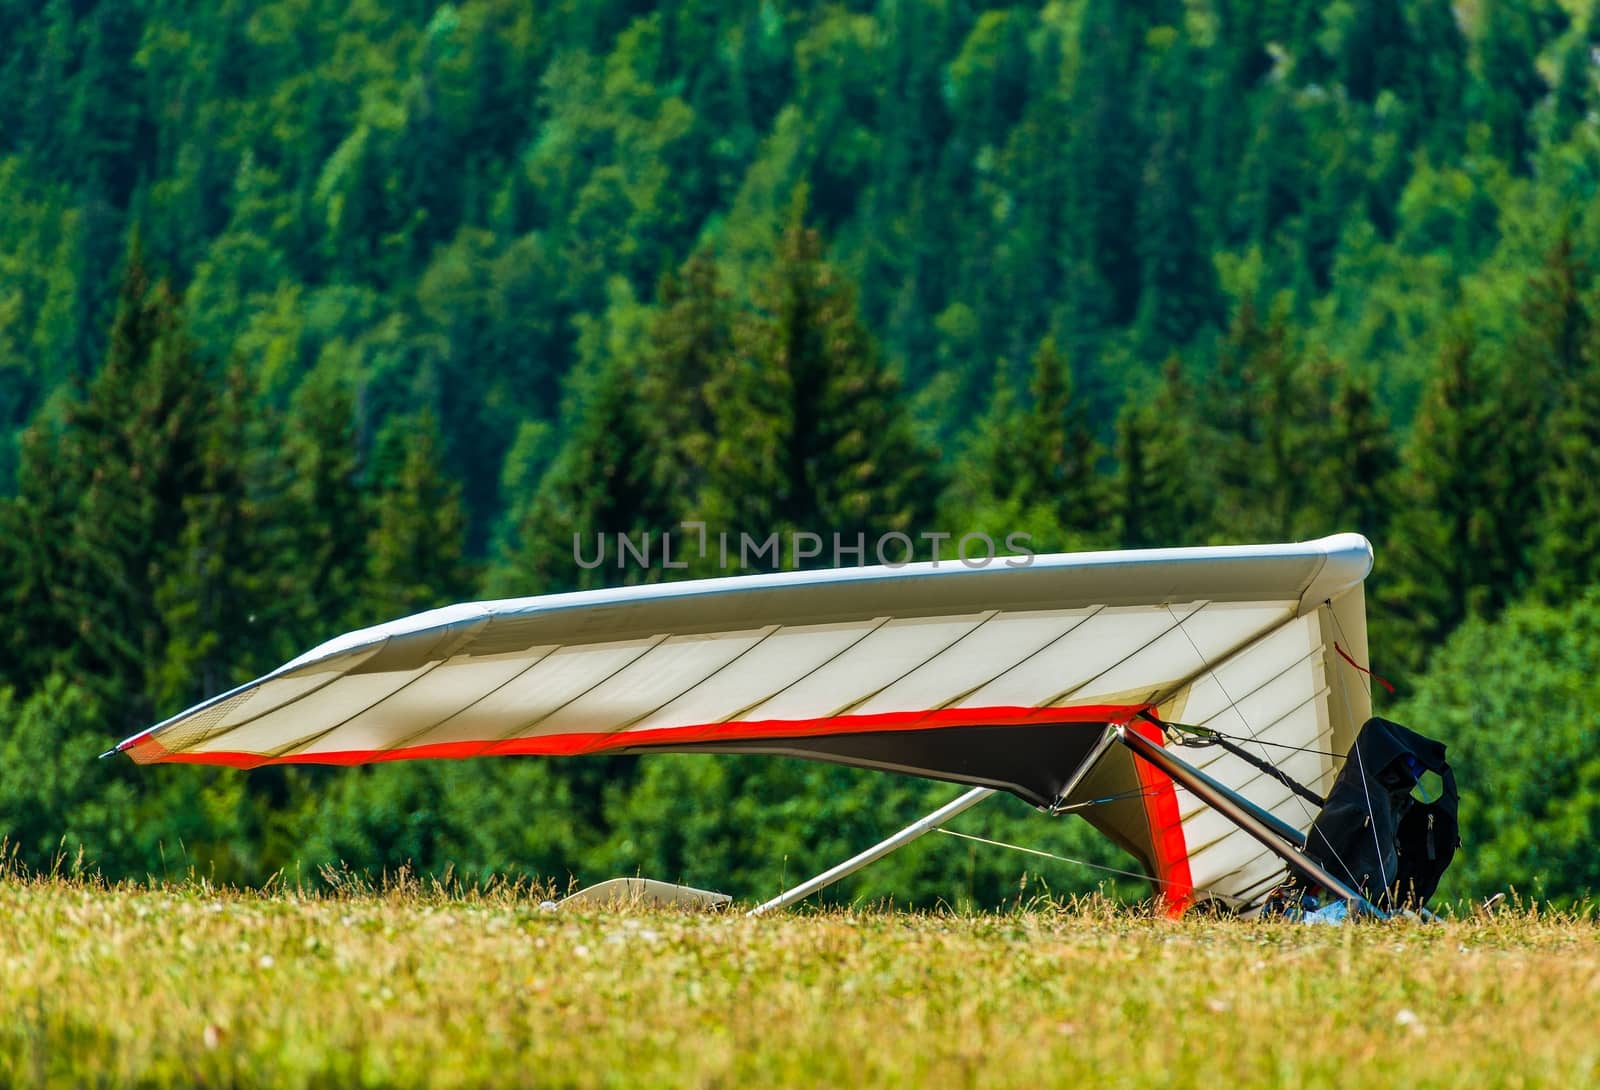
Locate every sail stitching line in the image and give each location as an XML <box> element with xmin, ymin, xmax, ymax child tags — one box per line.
<box><xmin>830</xmin><ymin>610</ymin><xmax>1002</xmax><ymax>718</ymax></box>
<box><xmin>1161</xmin><ymin>604</ymin><xmax>1321</xmax><ymax>828</ymax></box>
<box><xmin>1037</xmin><ymin>601</ymin><xmax>1209</xmax><ymax>708</ymax></box>
<box><xmin>1160</xmin><ymin>604</ymin><xmax>1369</xmax><ymax>899</ymax></box>
<box><xmin>721</xmin><ymin>616</ymin><xmax>894</xmax><ymax>723</ymax></box>
<box><xmin>608</xmin><ymin>625</ymin><xmax>784</xmax><ymax>733</ymax></box>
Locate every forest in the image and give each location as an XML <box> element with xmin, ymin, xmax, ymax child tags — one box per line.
<box><xmin>1</xmin><ymin>0</ymin><xmax>1598</xmax><ymax>906</ymax></box>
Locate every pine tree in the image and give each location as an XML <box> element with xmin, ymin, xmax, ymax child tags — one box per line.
<box><xmin>151</xmin><ymin>363</ymin><xmax>282</xmax><ymax>711</ymax></box>
<box><xmin>1532</xmin><ymin>274</ymin><xmax>1600</xmax><ymax>600</ymax></box>
<box><xmin>364</xmin><ymin>410</ymin><xmax>474</xmax><ymax>620</ymax></box>
<box><xmin>19</xmin><ymin>0</ymin><xmax>73</xmax><ymax>169</ymax></box>
<box><xmin>0</xmin><ymin>423</ymin><xmax>75</xmax><ymax>692</ymax></box>
<box><xmin>1408</xmin><ymin>0</ymin><xmax>1469</xmax><ymax>154</ymax></box>
<box><xmin>67</xmin><ymin>0</ymin><xmax>153</xmax><ymax>208</ymax></box>
<box><xmin>1516</xmin><ymin>231</ymin><xmax>1591</xmax><ymax>397</ymax></box>
<box><xmin>1</xmin><ymin>240</ymin><xmax>233</xmax><ymax>725</ymax></box>
<box><xmin>705</xmin><ymin>199</ymin><xmax>937</xmax><ymax>563</ymax></box>
<box><xmin>1015</xmin><ymin>338</ymin><xmax>1106</xmax><ymax>534</ymax></box>
<box><xmin>1380</xmin><ymin>329</ymin><xmax>1536</xmax><ymax>674</ymax></box>
<box><xmin>1316</xmin><ymin>365</ymin><xmax>1399</xmax><ymax>542</ymax></box>
<box><xmin>1114</xmin><ymin>358</ymin><xmax>1212</xmax><ymax>548</ymax></box>
<box><xmin>1487</xmin><ymin>232</ymin><xmax>1593</xmax><ymax>595</ymax></box>
<box><xmin>1065</xmin><ymin>0</ymin><xmax>1144</xmax><ymax>327</ymax></box>
<box><xmin>278</xmin><ymin>370</ymin><xmax>372</xmax><ymax>641</ymax></box>
<box><xmin>1198</xmin><ymin>307</ymin><xmax>1394</xmax><ymax>546</ymax></box>
<box><xmin>1552</xmin><ymin>30</ymin><xmax>1597</xmax><ymax>141</ymax></box>
<box><xmin>1231</xmin><ymin>88</ymin><xmax>1309</xmax><ymax>247</ymax></box>
<box><xmin>1477</xmin><ymin>0</ymin><xmax>1559</xmax><ymax>172</ymax></box>
<box><xmin>1338</xmin><ymin>0</ymin><xmax>1414</xmax><ymax>105</ymax></box>
<box><xmin>944</xmin><ymin>360</ymin><xmax>1022</xmax><ymax>520</ymax></box>
<box><xmin>500</xmin><ymin>355</ymin><xmax>667</xmax><ymax>593</ymax></box>
<box><xmin>637</xmin><ymin>251</ymin><xmax>733</xmax><ymax>511</ymax></box>
<box><xmin>948</xmin><ymin>339</ymin><xmax>1108</xmax><ymax>550</ymax></box>
<box><xmin>1135</xmin><ymin>91</ymin><xmax>1221</xmax><ymax>353</ymax></box>
<box><xmin>1202</xmin><ymin>302</ymin><xmax>1308</xmax><ymax>540</ymax></box>
<box><xmin>1533</xmin><ymin>358</ymin><xmax>1600</xmax><ymax>601</ymax></box>
<box><xmin>940</xmin><ymin>10</ymin><xmax>1064</xmax><ymax>369</ymax></box>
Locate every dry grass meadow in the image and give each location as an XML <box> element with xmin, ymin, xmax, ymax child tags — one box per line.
<box><xmin>1</xmin><ymin>870</ymin><xmax>1596</xmax><ymax>1089</ymax></box>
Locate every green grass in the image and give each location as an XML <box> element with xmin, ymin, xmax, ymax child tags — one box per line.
<box><xmin>1</xmin><ymin>872</ymin><xmax>1596</xmax><ymax>1089</ymax></box>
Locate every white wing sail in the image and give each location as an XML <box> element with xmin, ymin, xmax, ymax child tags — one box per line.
<box><xmin>117</xmin><ymin>534</ymin><xmax>1376</xmax><ymax>908</ymax></box>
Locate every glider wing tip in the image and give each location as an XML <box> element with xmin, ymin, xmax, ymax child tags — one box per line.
<box><xmin>101</xmin><ymin>734</ymin><xmax>144</xmax><ymax>761</ymax></box>
<box><xmin>556</xmin><ymin>877</ymin><xmax>733</xmax><ymax>911</ymax></box>
<box><xmin>1296</xmin><ymin>531</ymin><xmax>1374</xmax><ymax>613</ymax></box>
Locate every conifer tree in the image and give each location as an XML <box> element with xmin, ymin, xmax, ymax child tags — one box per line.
<box><xmin>1135</xmin><ymin>99</ymin><xmax>1220</xmax><ymax>354</ymax></box>
<box><xmin>68</xmin><ymin>0</ymin><xmax>153</xmax><ymax>209</ymax></box>
<box><xmin>151</xmin><ymin>363</ymin><xmax>282</xmax><ymax>710</ymax></box>
<box><xmin>1532</xmin><ymin>286</ymin><xmax>1600</xmax><ymax>600</ymax></box>
<box><xmin>1114</xmin><ymin>359</ymin><xmax>1212</xmax><ymax>548</ymax></box>
<box><xmin>947</xmin><ymin>339</ymin><xmax>1111</xmax><ymax>551</ymax></box>
<box><xmin>1516</xmin><ymin>231</ymin><xmax>1591</xmax><ymax>398</ymax></box>
<box><xmin>4</xmin><ymin>242</ymin><xmax>215</xmax><ymax>723</ymax></box>
<box><xmin>1202</xmin><ymin>302</ymin><xmax>1307</xmax><ymax>540</ymax></box>
<box><xmin>1407</xmin><ymin>0</ymin><xmax>1468</xmax><ymax>152</ymax></box>
<box><xmin>1065</xmin><ymin>0</ymin><xmax>1144</xmax><ymax>326</ymax></box>
<box><xmin>1380</xmin><ymin>330</ymin><xmax>1535</xmax><ymax>674</ymax></box>
<box><xmin>944</xmin><ymin>360</ymin><xmax>1022</xmax><ymax>520</ymax></box>
<box><xmin>1014</xmin><ymin>338</ymin><xmax>1106</xmax><ymax>535</ymax></box>
<box><xmin>1316</xmin><ymin>366</ymin><xmax>1399</xmax><ymax>542</ymax></box>
<box><xmin>637</xmin><ymin>251</ymin><xmax>732</xmax><ymax>512</ymax></box>
<box><xmin>1533</xmin><ymin>359</ymin><xmax>1600</xmax><ymax>602</ymax></box>
<box><xmin>963</xmin><ymin>14</ymin><xmax>1072</xmax><ymax>367</ymax></box>
<box><xmin>278</xmin><ymin>370</ymin><xmax>372</xmax><ymax>641</ymax></box>
<box><xmin>1201</xmin><ymin>308</ymin><xmax>1392</xmax><ymax>546</ymax></box>
<box><xmin>1480</xmin><ymin>233</ymin><xmax>1591</xmax><ymax>596</ymax></box>
<box><xmin>500</xmin><ymin>356</ymin><xmax>667</xmax><ymax>593</ymax></box>
<box><xmin>1337</xmin><ymin>0</ymin><xmax>1414</xmax><ymax>106</ymax></box>
<box><xmin>364</xmin><ymin>410</ymin><xmax>474</xmax><ymax>620</ymax></box>
<box><xmin>1477</xmin><ymin>0</ymin><xmax>1559</xmax><ymax>172</ymax></box>
<box><xmin>1552</xmin><ymin>31</ymin><xmax>1598</xmax><ymax>140</ymax></box>
<box><xmin>705</xmin><ymin>198</ymin><xmax>936</xmax><ymax>562</ymax></box>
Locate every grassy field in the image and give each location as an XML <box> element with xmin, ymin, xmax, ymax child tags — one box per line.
<box><xmin>2</xmin><ymin>873</ymin><xmax>1596</xmax><ymax>1090</ymax></box>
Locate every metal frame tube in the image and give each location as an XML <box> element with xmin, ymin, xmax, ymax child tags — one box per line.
<box><xmin>747</xmin><ymin>786</ymin><xmax>997</xmax><ymax>916</ymax></box>
<box><xmin>1115</xmin><ymin>725</ymin><xmax>1385</xmax><ymax>918</ymax></box>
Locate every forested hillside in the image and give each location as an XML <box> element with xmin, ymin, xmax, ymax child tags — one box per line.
<box><xmin>2</xmin><ymin>0</ymin><xmax>1598</xmax><ymax>905</ymax></box>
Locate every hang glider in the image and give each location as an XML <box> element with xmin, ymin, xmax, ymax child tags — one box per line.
<box><xmin>115</xmin><ymin>533</ymin><xmax>1390</xmax><ymax>911</ymax></box>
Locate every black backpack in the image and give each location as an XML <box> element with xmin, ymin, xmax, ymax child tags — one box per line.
<box><xmin>1301</xmin><ymin>716</ymin><xmax>1460</xmax><ymax>909</ymax></box>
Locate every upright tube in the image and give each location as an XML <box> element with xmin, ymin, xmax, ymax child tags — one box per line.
<box><xmin>1116</xmin><ymin>725</ymin><xmax>1385</xmax><ymax>918</ymax></box>
<box><xmin>747</xmin><ymin>786</ymin><xmax>997</xmax><ymax>916</ymax></box>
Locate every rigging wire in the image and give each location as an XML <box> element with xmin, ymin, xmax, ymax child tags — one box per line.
<box><xmin>1159</xmin><ymin>603</ymin><xmax>1370</xmax><ymax>895</ymax></box>
<box><xmin>934</xmin><ymin>827</ymin><xmax>1193</xmax><ymax>892</ymax></box>
<box><xmin>1049</xmin><ymin>786</ymin><xmax>1164</xmax><ymax>814</ymax></box>
<box><xmin>1161</xmin><ymin>605</ymin><xmax>1322</xmax><ymax>831</ymax></box>
<box><xmin>1172</xmin><ymin>725</ymin><xmax>1342</xmax><ymax>760</ymax></box>
<box><xmin>1145</xmin><ymin>710</ymin><xmax>1326</xmax><ymax>809</ymax></box>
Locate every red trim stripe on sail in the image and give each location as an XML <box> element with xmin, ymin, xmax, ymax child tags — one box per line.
<box><xmin>122</xmin><ymin>703</ymin><xmax>1151</xmax><ymax>768</ymax></box>
<box><xmin>1127</xmin><ymin>717</ymin><xmax>1195</xmax><ymax>917</ymax></box>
